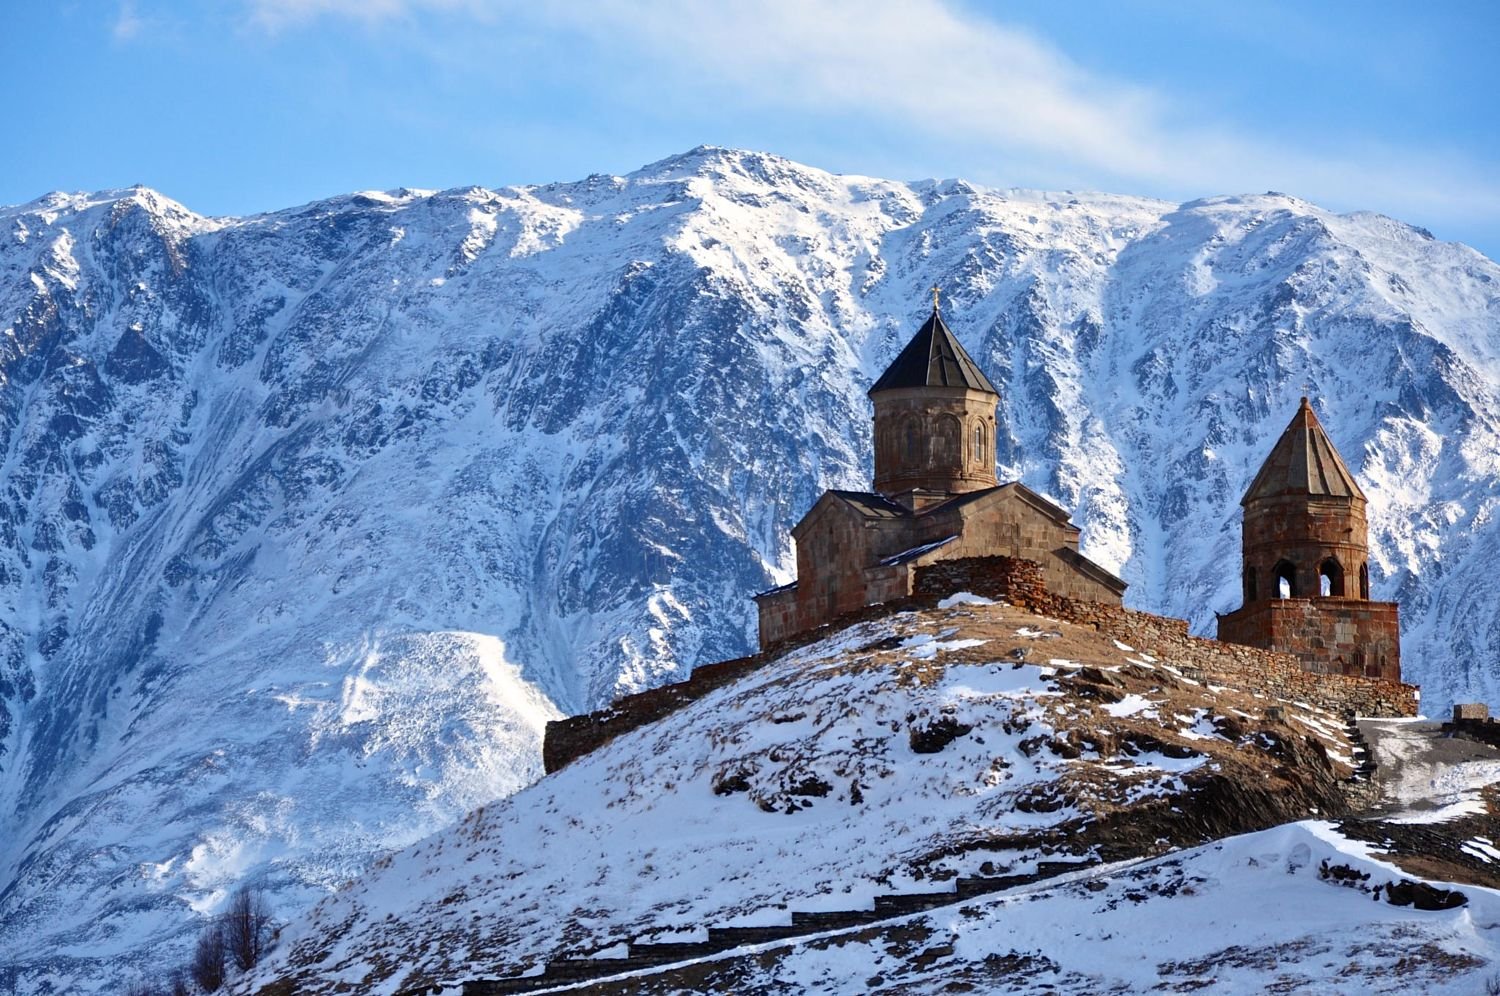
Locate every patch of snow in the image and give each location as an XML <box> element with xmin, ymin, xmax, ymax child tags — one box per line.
<box><xmin>1104</xmin><ymin>694</ymin><xmax>1158</xmax><ymax>718</ymax></box>
<box><xmin>937</xmin><ymin>592</ymin><xmax>995</xmax><ymax>608</ymax></box>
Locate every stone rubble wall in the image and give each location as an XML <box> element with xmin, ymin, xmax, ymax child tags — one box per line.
<box><xmin>546</xmin><ymin>555</ymin><xmax>1419</xmax><ymax>773</ymax></box>
<box><xmin>546</xmin><ymin>595</ymin><xmax>928</xmax><ymax>773</ymax></box>
<box><xmin>915</xmin><ymin>557</ymin><xmax>1419</xmax><ymax>720</ymax></box>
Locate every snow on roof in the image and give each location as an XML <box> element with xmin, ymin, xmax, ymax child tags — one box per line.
<box><xmin>878</xmin><ymin>534</ymin><xmax>958</xmax><ymax>566</ymax></box>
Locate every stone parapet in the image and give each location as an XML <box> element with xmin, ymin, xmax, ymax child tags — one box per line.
<box><xmin>911</xmin><ymin>557</ymin><xmax>1418</xmax><ymax>721</ymax></box>
<box><xmin>547</xmin><ymin>555</ymin><xmax>1418</xmax><ymax>774</ymax></box>
<box><xmin>1217</xmin><ymin>599</ymin><xmax>1400</xmax><ymax>682</ymax></box>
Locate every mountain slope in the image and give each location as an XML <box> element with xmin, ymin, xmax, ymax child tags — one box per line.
<box><xmin>240</xmin><ymin>598</ymin><xmax>1490</xmax><ymax>995</ymax></box>
<box><xmin>1</xmin><ymin>148</ymin><xmax>1499</xmax><ymax>991</ymax></box>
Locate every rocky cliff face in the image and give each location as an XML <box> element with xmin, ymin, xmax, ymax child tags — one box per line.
<box><xmin>1</xmin><ymin>147</ymin><xmax>1498</xmax><ymax>991</ymax></box>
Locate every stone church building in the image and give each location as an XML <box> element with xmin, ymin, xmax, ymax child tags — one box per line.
<box><xmin>754</xmin><ymin>302</ymin><xmax>1403</xmax><ymax>687</ymax></box>
<box><xmin>1217</xmin><ymin>397</ymin><xmax>1401</xmax><ymax>681</ymax></box>
<box><xmin>753</xmin><ymin>303</ymin><xmax>1126</xmax><ymax>647</ymax></box>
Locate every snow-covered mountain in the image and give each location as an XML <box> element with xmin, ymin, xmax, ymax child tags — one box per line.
<box><xmin>2</xmin><ymin>147</ymin><xmax>1499</xmax><ymax>991</ymax></box>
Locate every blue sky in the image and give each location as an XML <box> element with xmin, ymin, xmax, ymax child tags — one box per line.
<box><xmin>4</xmin><ymin>1</ymin><xmax>1498</xmax><ymax>259</ymax></box>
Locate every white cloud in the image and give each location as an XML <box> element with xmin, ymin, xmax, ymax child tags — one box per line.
<box><xmin>113</xmin><ymin>1</ymin><xmax>145</xmax><ymax>41</ymax></box>
<box><xmin>237</xmin><ymin>0</ymin><xmax>1500</xmax><ymax>225</ymax></box>
<box><xmin>245</xmin><ymin>0</ymin><xmax>482</xmax><ymax>31</ymax></box>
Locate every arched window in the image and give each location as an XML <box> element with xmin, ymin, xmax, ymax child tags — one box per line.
<box><xmin>1359</xmin><ymin>562</ymin><xmax>1370</xmax><ymax>599</ymax></box>
<box><xmin>1319</xmin><ymin>558</ymin><xmax>1344</xmax><ymax>597</ymax></box>
<box><xmin>972</xmin><ymin>420</ymin><xmax>986</xmax><ymax>466</ymax></box>
<box><xmin>934</xmin><ymin>415</ymin><xmax>960</xmax><ymax>467</ymax></box>
<box><xmin>1244</xmin><ymin>567</ymin><xmax>1258</xmax><ymax>602</ymax></box>
<box><xmin>903</xmin><ymin>417</ymin><xmax>922</xmax><ymax>466</ymax></box>
<box><xmin>1273</xmin><ymin>560</ymin><xmax>1296</xmax><ymax>599</ymax></box>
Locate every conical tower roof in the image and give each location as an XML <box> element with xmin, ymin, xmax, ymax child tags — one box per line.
<box><xmin>868</xmin><ymin>308</ymin><xmax>997</xmax><ymax>396</ymax></box>
<box><xmin>1241</xmin><ymin>397</ymin><xmax>1365</xmax><ymax>506</ymax></box>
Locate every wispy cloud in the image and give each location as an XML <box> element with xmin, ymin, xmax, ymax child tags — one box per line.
<box><xmin>113</xmin><ymin>1</ymin><xmax>145</xmax><ymax>41</ymax></box>
<box><xmin>245</xmin><ymin>0</ymin><xmax>481</xmax><ymax>31</ymax></box>
<box><xmin>237</xmin><ymin>0</ymin><xmax>1500</xmax><ymax>224</ymax></box>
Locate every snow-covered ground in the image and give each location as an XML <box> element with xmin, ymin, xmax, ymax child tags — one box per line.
<box><xmin>237</xmin><ymin>602</ymin><xmax>1411</xmax><ymax>994</ymax></box>
<box><xmin>1361</xmin><ymin>718</ymin><xmax>1500</xmax><ymax>824</ymax></box>
<box><xmin>621</xmin><ymin>820</ymin><xmax>1500</xmax><ymax>995</ymax></box>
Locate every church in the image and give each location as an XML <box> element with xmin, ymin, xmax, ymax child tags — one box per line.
<box><xmin>754</xmin><ymin>298</ymin><xmax>1403</xmax><ymax>689</ymax></box>
<box><xmin>1216</xmin><ymin>397</ymin><xmax>1401</xmax><ymax>681</ymax></box>
<box><xmin>753</xmin><ymin>299</ymin><xmax>1126</xmax><ymax>648</ymax></box>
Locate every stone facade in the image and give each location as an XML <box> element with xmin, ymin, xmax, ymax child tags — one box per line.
<box><xmin>1216</xmin><ymin>398</ymin><xmax>1402</xmax><ymax>683</ymax></box>
<box><xmin>754</xmin><ymin>305</ymin><xmax>1124</xmax><ymax>649</ymax></box>
<box><xmin>756</xmin><ymin>484</ymin><xmax>1126</xmax><ymax>647</ymax></box>
<box><xmin>872</xmin><ymin>386</ymin><xmax>998</xmax><ymax>500</ymax></box>
<box><xmin>1240</xmin><ymin>495</ymin><xmax>1372</xmax><ymax>602</ymax></box>
<box><xmin>1217</xmin><ymin>599</ymin><xmax>1400</xmax><ymax>681</ymax></box>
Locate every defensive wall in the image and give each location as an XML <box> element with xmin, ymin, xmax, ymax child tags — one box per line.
<box><xmin>545</xmin><ymin>555</ymin><xmax>1419</xmax><ymax>772</ymax></box>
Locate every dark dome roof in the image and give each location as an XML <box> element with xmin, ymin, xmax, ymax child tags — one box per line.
<box><xmin>868</xmin><ymin>309</ymin><xmax>997</xmax><ymax>396</ymax></box>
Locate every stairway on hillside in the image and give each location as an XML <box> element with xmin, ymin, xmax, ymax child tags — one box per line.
<box><xmin>1346</xmin><ymin>714</ymin><xmax>1378</xmax><ymax>783</ymax></box>
<box><xmin>460</xmin><ymin>860</ymin><xmax>1097</xmax><ymax>995</ymax></box>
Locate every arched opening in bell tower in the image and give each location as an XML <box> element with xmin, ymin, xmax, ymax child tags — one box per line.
<box><xmin>1274</xmin><ymin>560</ymin><xmax>1297</xmax><ymax>599</ymax></box>
<box><xmin>1319</xmin><ymin>558</ymin><xmax>1345</xmax><ymax>597</ymax></box>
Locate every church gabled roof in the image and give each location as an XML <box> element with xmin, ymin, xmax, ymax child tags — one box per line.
<box><xmin>868</xmin><ymin>307</ymin><xmax>998</xmax><ymax>396</ymax></box>
<box><xmin>1241</xmin><ymin>397</ymin><xmax>1365</xmax><ymax>506</ymax></box>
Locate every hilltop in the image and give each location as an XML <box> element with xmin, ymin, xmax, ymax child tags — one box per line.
<box><xmin>239</xmin><ymin>594</ymin><xmax>1499</xmax><ymax>994</ymax></box>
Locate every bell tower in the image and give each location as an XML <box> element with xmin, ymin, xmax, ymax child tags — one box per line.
<box><xmin>1238</xmin><ymin>397</ymin><xmax>1370</xmax><ymax>603</ymax></box>
<box><xmin>869</xmin><ymin>293</ymin><xmax>999</xmax><ymax>508</ymax></box>
<box><xmin>1217</xmin><ymin>398</ymin><xmax>1400</xmax><ymax>681</ymax></box>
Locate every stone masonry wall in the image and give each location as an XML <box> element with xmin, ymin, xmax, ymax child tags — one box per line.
<box><xmin>917</xmin><ymin>494</ymin><xmax>1124</xmax><ymax>606</ymax></box>
<box><xmin>756</xmin><ymin>562</ymin><xmax>910</xmax><ymax>648</ymax></box>
<box><xmin>916</xmin><ymin>557</ymin><xmax>1418</xmax><ymax>720</ymax></box>
<box><xmin>548</xmin><ymin>555</ymin><xmax>1418</xmax><ymax>773</ymax></box>
<box><xmin>1218</xmin><ymin>598</ymin><xmax>1400</xmax><ymax>682</ymax></box>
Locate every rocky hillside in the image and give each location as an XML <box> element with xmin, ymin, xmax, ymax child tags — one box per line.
<box><xmin>240</xmin><ymin>596</ymin><xmax>1494</xmax><ymax>995</ymax></box>
<box><xmin>3</xmin><ymin>147</ymin><xmax>1500</xmax><ymax>992</ymax></box>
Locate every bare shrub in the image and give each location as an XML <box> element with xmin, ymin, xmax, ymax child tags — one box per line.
<box><xmin>168</xmin><ymin>968</ymin><xmax>191</xmax><ymax>996</ymax></box>
<box><xmin>223</xmin><ymin>885</ymin><xmax>275</xmax><ymax>972</ymax></box>
<box><xmin>189</xmin><ymin>923</ymin><xmax>227</xmax><ymax>992</ymax></box>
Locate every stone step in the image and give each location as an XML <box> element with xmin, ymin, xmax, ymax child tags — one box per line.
<box><xmin>1035</xmin><ymin>859</ymin><xmax>1097</xmax><ymax>878</ymax></box>
<box><xmin>955</xmin><ymin>872</ymin><xmax>1040</xmax><ymax>897</ymax></box>
<box><xmin>706</xmin><ymin>924</ymin><xmax>804</xmax><ymax>947</ymax></box>
<box><xmin>542</xmin><ymin>956</ymin><xmax>662</xmax><ymax>981</ymax></box>
<box><xmin>627</xmin><ymin>940</ymin><xmax>725</xmax><ymax>961</ymax></box>
<box><xmin>873</xmin><ymin>890</ymin><xmax>958</xmax><ymax>914</ymax></box>
<box><xmin>464</xmin><ymin>977</ymin><xmax>557</xmax><ymax>996</ymax></box>
<box><xmin>789</xmin><ymin>909</ymin><xmax>884</xmax><ymax>929</ymax></box>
